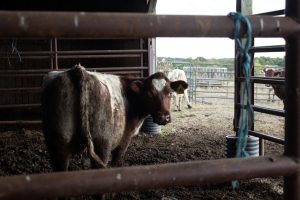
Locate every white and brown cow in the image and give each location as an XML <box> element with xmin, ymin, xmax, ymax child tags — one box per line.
<box><xmin>263</xmin><ymin>68</ymin><xmax>285</xmax><ymax>107</ymax></box>
<box><xmin>42</xmin><ymin>64</ymin><xmax>188</xmax><ymax>171</ymax></box>
<box><xmin>167</xmin><ymin>69</ymin><xmax>192</xmax><ymax>111</ymax></box>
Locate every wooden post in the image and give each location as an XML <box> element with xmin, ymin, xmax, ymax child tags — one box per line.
<box><xmin>234</xmin><ymin>0</ymin><xmax>253</xmax><ymax>137</ymax></box>
<box><xmin>284</xmin><ymin>1</ymin><xmax>300</xmax><ymax>199</ymax></box>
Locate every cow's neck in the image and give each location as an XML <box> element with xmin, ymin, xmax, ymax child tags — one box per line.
<box><xmin>121</xmin><ymin>77</ymin><xmax>149</xmax><ymax>121</ymax></box>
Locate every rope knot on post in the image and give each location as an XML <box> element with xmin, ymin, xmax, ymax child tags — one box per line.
<box><xmin>228</xmin><ymin>12</ymin><xmax>254</xmax><ymax>188</ymax></box>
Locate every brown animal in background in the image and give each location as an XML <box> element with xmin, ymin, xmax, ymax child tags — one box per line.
<box><xmin>41</xmin><ymin>64</ymin><xmax>188</xmax><ymax>171</ymax></box>
<box><xmin>263</xmin><ymin>68</ymin><xmax>285</xmax><ymax>107</ymax></box>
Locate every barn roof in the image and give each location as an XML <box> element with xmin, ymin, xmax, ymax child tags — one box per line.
<box><xmin>0</xmin><ymin>0</ymin><xmax>157</xmax><ymax>13</ymax></box>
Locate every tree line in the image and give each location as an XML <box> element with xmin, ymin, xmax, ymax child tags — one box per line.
<box><xmin>157</xmin><ymin>56</ymin><xmax>285</xmax><ymax>73</ymax></box>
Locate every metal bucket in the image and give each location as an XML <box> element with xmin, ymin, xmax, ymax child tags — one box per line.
<box><xmin>140</xmin><ymin>116</ymin><xmax>161</xmax><ymax>134</ymax></box>
<box><xmin>225</xmin><ymin>135</ymin><xmax>259</xmax><ymax>158</ymax></box>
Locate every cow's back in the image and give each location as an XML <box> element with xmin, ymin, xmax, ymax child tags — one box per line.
<box><xmin>168</xmin><ymin>69</ymin><xmax>188</xmax><ymax>82</ymax></box>
<box><xmin>42</xmin><ymin>66</ymin><xmax>126</xmax><ymax>157</ymax></box>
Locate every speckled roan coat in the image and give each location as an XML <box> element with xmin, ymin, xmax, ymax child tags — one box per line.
<box><xmin>41</xmin><ymin>65</ymin><xmax>188</xmax><ymax>171</ymax></box>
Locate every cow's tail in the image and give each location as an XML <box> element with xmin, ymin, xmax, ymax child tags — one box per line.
<box><xmin>69</xmin><ymin>64</ymin><xmax>107</xmax><ymax>168</ymax></box>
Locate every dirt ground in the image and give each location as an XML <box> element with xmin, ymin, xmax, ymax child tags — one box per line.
<box><xmin>0</xmin><ymin>100</ymin><xmax>285</xmax><ymax>200</ymax></box>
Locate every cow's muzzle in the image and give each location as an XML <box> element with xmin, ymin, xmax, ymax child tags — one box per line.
<box><xmin>152</xmin><ymin>112</ymin><xmax>171</xmax><ymax>125</ymax></box>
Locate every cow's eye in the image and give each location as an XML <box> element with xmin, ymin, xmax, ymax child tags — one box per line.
<box><xmin>147</xmin><ymin>91</ymin><xmax>153</xmax><ymax>97</ymax></box>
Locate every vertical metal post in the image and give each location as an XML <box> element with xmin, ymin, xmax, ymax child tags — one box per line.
<box><xmin>259</xmin><ymin>138</ymin><xmax>264</xmax><ymax>156</ymax></box>
<box><xmin>54</xmin><ymin>37</ymin><xmax>58</xmax><ymax>70</ymax></box>
<box><xmin>50</xmin><ymin>38</ymin><xmax>53</xmax><ymax>70</ymax></box>
<box><xmin>284</xmin><ymin>0</ymin><xmax>300</xmax><ymax>199</ymax></box>
<box><xmin>140</xmin><ymin>38</ymin><xmax>144</xmax><ymax>77</ymax></box>
<box><xmin>234</xmin><ymin>0</ymin><xmax>253</xmax><ymax>133</ymax></box>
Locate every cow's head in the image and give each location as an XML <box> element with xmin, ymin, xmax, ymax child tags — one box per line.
<box><xmin>264</xmin><ymin>68</ymin><xmax>276</xmax><ymax>78</ymax></box>
<box><xmin>263</xmin><ymin>68</ymin><xmax>276</xmax><ymax>87</ymax></box>
<box><xmin>130</xmin><ymin>72</ymin><xmax>188</xmax><ymax>125</ymax></box>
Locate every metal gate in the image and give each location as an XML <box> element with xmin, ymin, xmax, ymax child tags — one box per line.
<box><xmin>0</xmin><ymin>1</ymin><xmax>299</xmax><ymax>199</ymax></box>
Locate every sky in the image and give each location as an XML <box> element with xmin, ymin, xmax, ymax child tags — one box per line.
<box><xmin>155</xmin><ymin>0</ymin><xmax>285</xmax><ymax>59</ymax></box>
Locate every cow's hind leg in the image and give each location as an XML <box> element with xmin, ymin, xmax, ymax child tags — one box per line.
<box><xmin>46</xmin><ymin>141</ymin><xmax>71</xmax><ymax>172</ymax></box>
<box><xmin>87</xmin><ymin>138</ymin><xmax>111</xmax><ymax>200</ymax></box>
<box><xmin>88</xmin><ymin>137</ymin><xmax>110</xmax><ymax>169</ymax></box>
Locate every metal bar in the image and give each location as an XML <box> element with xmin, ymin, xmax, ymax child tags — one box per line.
<box><xmin>140</xmin><ymin>38</ymin><xmax>144</xmax><ymax>77</ymax></box>
<box><xmin>254</xmin><ymin>9</ymin><xmax>285</xmax><ymax>16</ymax></box>
<box><xmin>236</xmin><ymin>77</ymin><xmax>285</xmax><ymax>85</ymax></box>
<box><xmin>0</xmin><ymin>87</ymin><xmax>41</xmax><ymax>93</ymax></box>
<box><xmin>0</xmin><ymin>49</ymin><xmax>148</xmax><ymax>56</ymax></box>
<box><xmin>0</xmin><ymin>74</ymin><xmax>45</xmax><ymax>77</ymax></box>
<box><xmin>0</xmin><ymin>70</ymin><xmax>145</xmax><ymax>77</ymax></box>
<box><xmin>0</xmin><ymin>156</ymin><xmax>297</xmax><ymax>200</ymax></box>
<box><xmin>0</xmin><ymin>54</ymin><xmax>141</xmax><ymax>59</ymax></box>
<box><xmin>0</xmin><ymin>11</ymin><xmax>299</xmax><ymax>38</ymax></box>
<box><xmin>56</xmin><ymin>54</ymin><xmax>141</xmax><ymax>59</ymax></box>
<box><xmin>0</xmin><ymin>120</ymin><xmax>42</xmax><ymax>125</ymax></box>
<box><xmin>54</xmin><ymin>37</ymin><xmax>58</xmax><ymax>70</ymax></box>
<box><xmin>50</xmin><ymin>38</ymin><xmax>53</xmax><ymax>70</ymax></box>
<box><xmin>56</xmin><ymin>49</ymin><xmax>148</xmax><ymax>54</ymax></box>
<box><xmin>249</xmin><ymin>45</ymin><xmax>285</xmax><ymax>53</ymax></box>
<box><xmin>284</xmin><ymin>0</ymin><xmax>300</xmax><ymax>198</ymax></box>
<box><xmin>93</xmin><ymin>67</ymin><xmax>148</xmax><ymax>71</ymax></box>
<box><xmin>259</xmin><ymin>138</ymin><xmax>265</xmax><ymax>156</ymax></box>
<box><xmin>249</xmin><ymin>130</ymin><xmax>285</xmax><ymax>145</ymax></box>
<box><xmin>253</xmin><ymin>105</ymin><xmax>285</xmax><ymax>117</ymax></box>
<box><xmin>237</xmin><ymin>103</ymin><xmax>285</xmax><ymax>117</ymax></box>
<box><xmin>0</xmin><ymin>55</ymin><xmax>51</xmax><ymax>59</ymax></box>
<box><xmin>0</xmin><ymin>66</ymin><xmax>148</xmax><ymax>73</ymax></box>
<box><xmin>0</xmin><ymin>104</ymin><xmax>41</xmax><ymax>109</ymax></box>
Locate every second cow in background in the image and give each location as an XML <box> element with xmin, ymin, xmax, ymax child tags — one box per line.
<box><xmin>168</xmin><ymin>69</ymin><xmax>192</xmax><ymax>111</ymax></box>
<box><xmin>264</xmin><ymin>68</ymin><xmax>285</xmax><ymax>108</ymax></box>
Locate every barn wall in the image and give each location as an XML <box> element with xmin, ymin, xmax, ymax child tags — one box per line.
<box><xmin>0</xmin><ymin>0</ymin><xmax>157</xmax><ymax>126</ymax></box>
<box><xmin>0</xmin><ymin>38</ymin><xmax>149</xmax><ymax>124</ymax></box>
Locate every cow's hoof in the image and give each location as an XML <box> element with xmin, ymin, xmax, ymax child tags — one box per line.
<box><xmin>188</xmin><ymin>105</ymin><xmax>192</xmax><ymax>109</ymax></box>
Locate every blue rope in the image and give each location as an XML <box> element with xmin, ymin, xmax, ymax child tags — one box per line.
<box><xmin>10</xmin><ymin>39</ymin><xmax>22</xmax><ymax>62</ymax></box>
<box><xmin>228</xmin><ymin>12</ymin><xmax>254</xmax><ymax>189</ymax></box>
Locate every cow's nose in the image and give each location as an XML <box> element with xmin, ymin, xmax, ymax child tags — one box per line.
<box><xmin>153</xmin><ymin>112</ymin><xmax>171</xmax><ymax>125</ymax></box>
<box><xmin>165</xmin><ymin>114</ymin><xmax>171</xmax><ymax>123</ymax></box>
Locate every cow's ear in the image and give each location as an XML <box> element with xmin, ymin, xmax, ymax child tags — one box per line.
<box><xmin>171</xmin><ymin>80</ymin><xmax>188</xmax><ymax>94</ymax></box>
<box><xmin>130</xmin><ymin>80</ymin><xmax>143</xmax><ymax>94</ymax></box>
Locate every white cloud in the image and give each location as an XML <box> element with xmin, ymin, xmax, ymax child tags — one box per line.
<box><xmin>156</xmin><ymin>0</ymin><xmax>285</xmax><ymax>59</ymax></box>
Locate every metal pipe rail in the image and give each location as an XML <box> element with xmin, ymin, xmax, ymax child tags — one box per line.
<box><xmin>0</xmin><ymin>11</ymin><xmax>299</xmax><ymax>38</ymax></box>
<box><xmin>254</xmin><ymin>9</ymin><xmax>285</xmax><ymax>16</ymax></box>
<box><xmin>237</xmin><ymin>103</ymin><xmax>285</xmax><ymax>117</ymax></box>
<box><xmin>0</xmin><ymin>49</ymin><xmax>148</xmax><ymax>56</ymax></box>
<box><xmin>0</xmin><ymin>120</ymin><xmax>42</xmax><ymax>125</ymax></box>
<box><xmin>0</xmin><ymin>66</ymin><xmax>148</xmax><ymax>73</ymax></box>
<box><xmin>252</xmin><ymin>105</ymin><xmax>285</xmax><ymax>117</ymax></box>
<box><xmin>0</xmin><ymin>87</ymin><xmax>41</xmax><ymax>93</ymax></box>
<box><xmin>249</xmin><ymin>130</ymin><xmax>285</xmax><ymax>145</ymax></box>
<box><xmin>0</xmin><ymin>155</ymin><xmax>297</xmax><ymax>200</ymax></box>
<box><xmin>237</xmin><ymin>76</ymin><xmax>285</xmax><ymax>85</ymax></box>
<box><xmin>249</xmin><ymin>45</ymin><xmax>285</xmax><ymax>53</ymax></box>
<box><xmin>0</xmin><ymin>104</ymin><xmax>41</xmax><ymax>109</ymax></box>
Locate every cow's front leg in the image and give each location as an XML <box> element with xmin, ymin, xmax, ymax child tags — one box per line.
<box><xmin>175</xmin><ymin>95</ymin><xmax>180</xmax><ymax>111</ymax></box>
<box><xmin>111</xmin><ymin>136</ymin><xmax>133</xmax><ymax>167</ymax></box>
